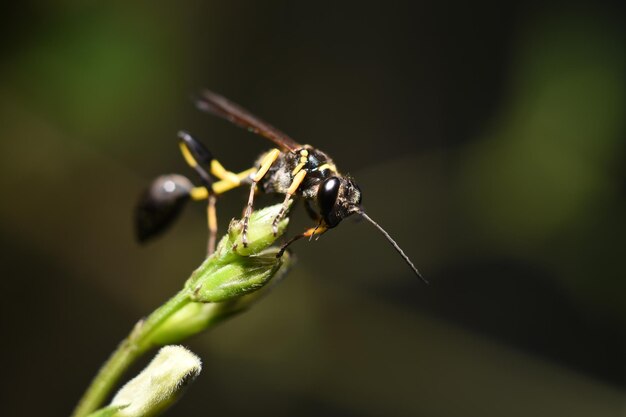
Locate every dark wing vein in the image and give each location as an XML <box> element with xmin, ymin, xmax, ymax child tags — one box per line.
<box><xmin>195</xmin><ymin>90</ymin><xmax>302</xmax><ymax>151</ymax></box>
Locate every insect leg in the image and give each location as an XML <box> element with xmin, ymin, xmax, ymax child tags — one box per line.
<box><xmin>276</xmin><ymin>223</ymin><xmax>328</xmax><ymax>258</ymax></box>
<box><xmin>206</xmin><ymin>195</ymin><xmax>217</xmax><ymax>255</ymax></box>
<box><xmin>177</xmin><ymin>132</ymin><xmax>220</xmax><ymax>255</ymax></box>
<box><xmin>209</xmin><ymin>159</ymin><xmax>242</xmax><ymax>184</ymax></box>
<box><xmin>199</xmin><ymin>159</ymin><xmax>246</xmax><ymax>255</ymax></box>
<box><xmin>179</xmin><ymin>130</ymin><xmax>243</xmax><ymax>185</ymax></box>
<box><xmin>179</xmin><ymin>131</ymin><xmax>263</xmax><ymax>255</ymax></box>
<box><xmin>188</xmin><ymin>167</ymin><xmax>256</xmax><ymax>201</ymax></box>
<box><xmin>186</xmin><ymin>167</ymin><xmax>255</xmax><ymax>255</ymax></box>
<box><xmin>178</xmin><ymin>131</ymin><xmax>214</xmax><ymax>185</ymax></box>
<box><xmin>241</xmin><ymin>148</ymin><xmax>281</xmax><ymax>247</ymax></box>
<box><xmin>271</xmin><ymin>169</ymin><xmax>307</xmax><ymax>235</ymax></box>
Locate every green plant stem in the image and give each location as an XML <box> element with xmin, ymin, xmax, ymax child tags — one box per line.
<box><xmin>71</xmin><ymin>290</ymin><xmax>192</xmax><ymax>417</ymax></box>
<box><xmin>72</xmin><ymin>205</ymin><xmax>291</xmax><ymax>417</ymax></box>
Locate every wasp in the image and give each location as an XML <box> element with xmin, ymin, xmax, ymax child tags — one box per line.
<box><xmin>135</xmin><ymin>90</ymin><xmax>426</xmax><ymax>283</ymax></box>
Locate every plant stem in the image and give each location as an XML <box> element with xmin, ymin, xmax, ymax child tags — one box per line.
<box><xmin>71</xmin><ymin>290</ymin><xmax>192</xmax><ymax>417</ymax></box>
<box><xmin>72</xmin><ymin>205</ymin><xmax>291</xmax><ymax>417</ymax></box>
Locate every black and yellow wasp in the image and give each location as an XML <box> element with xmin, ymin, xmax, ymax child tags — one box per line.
<box><xmin>135</xmin><ymin>90</ymin><xmax>426</xmax><ymax>282</ymax></box>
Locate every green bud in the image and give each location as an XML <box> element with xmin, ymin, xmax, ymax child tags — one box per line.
<box><xmin>190</xmin><ymin>248</ymin><xmax>287</xmax><ymax>303</ymax></box>
<box><xmin>73</xmin><ymin>205</ymin><xmax>295</xmax><ymax>417</ymax></box>
<box><xmin>151</xmin><ymin>248</ymin><xmax>291</xmax><ymax>346</ymax></box>
<box><xmin>150</xmin><ymin>204</ymin><xmax>293</xmax><ymax>346</ymax></box>
<box><xmin>108</xmin><ymin>346</ymin><xmax>201</xmax><ymax>417</ymax></box>
<box><xmin>183</xmin><ymin>203</ymin><xmax>290</xmax><ymax>296</ymax></box>
<box><xmin>149</xmin><ymin>251</ymin><xmax>288</xmax><ymax>346</ymax></box>
<box><xmin>214</xmin><ymin>203</ymin><xmax>290</xmax><ymax>260</ymax></box>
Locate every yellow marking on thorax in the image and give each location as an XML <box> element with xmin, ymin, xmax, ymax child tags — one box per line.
<box><xmin>317</xmin><ymin>163</ymin><xmax>337</xmax><ymax>173</ymax></box>
<box><xmin>292</xmin><ymin>149</ymin><xmax>309</xmax><ymax>175</ymax></box>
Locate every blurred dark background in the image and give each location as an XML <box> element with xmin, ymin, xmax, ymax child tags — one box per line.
<box><xmin>1</xmin><ymin>1</ymin><xmax>625</xmax><ymax>416</ymax></box>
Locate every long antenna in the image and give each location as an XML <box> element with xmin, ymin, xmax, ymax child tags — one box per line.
<box><xmin>358</xmin><ymin>211</ymin><xmax>428</xmax><ymax>284</ymax></box>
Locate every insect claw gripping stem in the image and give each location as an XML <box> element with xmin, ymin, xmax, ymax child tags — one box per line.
<box><xmin>272</xmin><ymin>195</ymin><xmax>293</xmax><ymax>237</ymax></box>
<box><xmin>271</xmin><ymin>208</ymin><xmax>286</xmax><ymax>236</ymax></box>
<box><xmin>241</xmin><ymin>222</ymin><xmax>249</xmax><ymax>248</ymax></box>
<box><xmin>240</xmin><ymin>149</ymin><xmax>281</xmax><ymax>248</ymax></box>
<box><xmin>271</xmin><ymin>212</ymin><xmax>283</xmax><ymax>237</ymax></box>
<box><xmin>240</xmin><ymin>181</ymin><xmax>258</xmax><ymax>248</ymax></box>
<box><xmin>241</xmin><ymin>227</ymin><xmax>247</xmax><ymax>247</ymax></box>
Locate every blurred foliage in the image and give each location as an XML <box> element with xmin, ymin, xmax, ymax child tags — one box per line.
<box><xmin>458</xmin><ymin>11</ymin><xmax>626</xmax><ymax>309</ymax></box>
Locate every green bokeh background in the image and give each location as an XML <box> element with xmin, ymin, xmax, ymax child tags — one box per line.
<box><xmin>1</xmin><ymin>1</ymin><xmax>624</xmax><ymax>416</ymax></box>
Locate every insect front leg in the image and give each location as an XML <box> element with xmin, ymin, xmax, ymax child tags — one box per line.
<box><xmin>276</xmin><ymin>223</ymin><xmax>329</xmax><ymax>258</ymax></box>
<box><xmin>240</xmin><ymin>148</ymin><xmax>281</xmax><ymax>248</ymax></box>
<box><xmin>271</xmin><ymin>169</ymin><xmax>308</xmax><ymax>236</ymax></box>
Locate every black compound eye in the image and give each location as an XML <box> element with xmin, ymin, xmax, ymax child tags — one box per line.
<box><xmin>318</xmin><ymin>177</ymin><xmax>341</xmax><ymax>224</ymax></box>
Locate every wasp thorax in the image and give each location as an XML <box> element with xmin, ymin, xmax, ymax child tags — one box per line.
<box><xmin>318</xmin><ymin>176</ymin><xmax>362</xmax><ymax>228</ymax></box>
